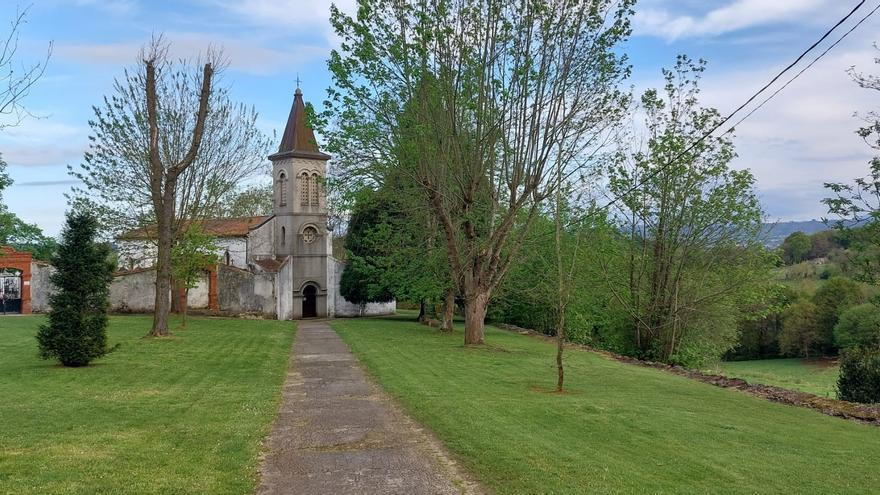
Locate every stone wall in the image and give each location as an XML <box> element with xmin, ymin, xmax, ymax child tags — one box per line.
<box><xmin>217</xmin><ymin>264</ymin><xmax>276</xmax><ymax>317</ymax></box>
<box><xmin>329</xmin><ymin>257</ymin><xmax>396</xmax><ymax>318</ymax></box>
<box><xmin>109</xmin><ymin>268</ymin><xmax>157</xmax><ymax>313</ymax></box>
<box><xmin>29</xmin><ymin>262</ymin><xmax>55</xmax><ymax>313</ymax></box>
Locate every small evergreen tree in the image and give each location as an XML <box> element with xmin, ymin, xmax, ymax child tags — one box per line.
<box><xmin>36</xmin><ymin>211</ymin><xmax>115</xmax><ymax>367</ymax></box>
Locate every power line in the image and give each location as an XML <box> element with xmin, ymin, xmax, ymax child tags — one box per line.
<box><xmin>727</xmin><ymin>2</ymin><xmax>880</xmax><ymax>132</ymax></box>
<box><xmin>596</xmin><ymin>0</ymin><xmax>871</xmax><ymax>215</ymax></box>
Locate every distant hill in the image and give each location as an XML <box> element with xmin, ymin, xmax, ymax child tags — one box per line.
<box><xmin>761</xmin><ymin>220</ymin><xmax>829</xmax><ymax>248</ymax></box>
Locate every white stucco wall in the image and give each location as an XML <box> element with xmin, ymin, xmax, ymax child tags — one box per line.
<box><xmin>329</xmin><ymin>257</ymin><xmax>396</xmax><ymax>317</ymax></box>
<box><xmin>248</xmin><ymin>217</ymin><xmax>275</xmax><ymax>260</ymax></box>
<box><xmin>117</xmin><ymin>237</ymin><xmax>247</xmax><ymax>270</ymax></box>
<box><xmin>187</xmin><ymin>273</ymin><xmax>209</xmax><ymax>309</ymax></box>
<box><xmin>30</xmin><ymin>262</ymin><xmax>55</xmax><ymax>313</ymax></box>
<box><xmin>276</xmin><ymin>257</ymin><xmax>294</xmax><ymax>320</ymax></box>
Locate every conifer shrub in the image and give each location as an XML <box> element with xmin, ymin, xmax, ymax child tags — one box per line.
<box><xmin>837</xmin><ymin>348</ymin><xmax>880</xmax><ymax>404</ymax></box>
<box><xmin>36</xmin><ymin>211</ymin><xmax>115</xmax><ymax>367</ymax></box>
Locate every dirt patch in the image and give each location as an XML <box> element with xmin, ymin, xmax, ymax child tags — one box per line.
<box><xmin>496</xmin><ymin>323</ymin><xmax>880</xmax><ymax>426</ymax></box>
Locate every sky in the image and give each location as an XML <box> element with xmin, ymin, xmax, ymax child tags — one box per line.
<box><xmin>2</xmin><ymin>0</ymin><xmax>880</xmax><ymax>236</ymax></box>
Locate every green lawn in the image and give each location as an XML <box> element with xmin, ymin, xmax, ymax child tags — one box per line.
<box><xmin>714</xmin><ymin>358</ymin><xmax>840</xmax><ymax>397</ymax></box>
<box><xmin>332</xmin><ymin>315</ymin><xmax>880</xmax><ymax>494</ymax></box>
<box><xmin>0</xmin><ymin>315</ymin><xmax>294</xmax><ymax>495</ymax></box>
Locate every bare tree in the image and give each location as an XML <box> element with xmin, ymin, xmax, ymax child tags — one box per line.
<box><xmin>326</xmin><ymin>0</ymin><xmax>633</xmax><ymax>344</ymax></box>
<box><xmin>70</xmin><ymin>37</ymin><xmax>272</xmax><ymax>336</ymax></box>
<box><xmin>0</xmin><ymin>6</ymin><xmax>52</xmax><ymax>130</ymax></box>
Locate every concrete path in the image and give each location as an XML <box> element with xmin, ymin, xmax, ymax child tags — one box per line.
<box><xmin>257</xmin><ymin>320</ymin><xmax>481</xmax><ymax>495</ymax></box>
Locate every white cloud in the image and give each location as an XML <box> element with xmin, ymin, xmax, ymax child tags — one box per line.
<box><xmin>56</xmin><ymin>33</ymin><xmax>328</xmax><ymax>76</ymax></box>
<box><xmin>211</xmin><ymin>0</ymin><xmax>357</xmax><ymax>28</ymax></box>
<box><xmin>634</xmin><ymin>0</ymin><xmax>836</xmax><ymax>40</ymax></box>
<box><xmin>0</xmin><ymin>119</ymin><xmax>87</xmax><ymax>167</ymax></box>
<box><xmin>699</xmin><ymin>46</ymin><xmax>878</xmax><ymax>220</ymax></box>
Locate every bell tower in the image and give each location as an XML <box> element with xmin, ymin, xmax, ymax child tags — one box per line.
<box><xmin>269</xmin><ymin>87</ymin><xmax>331</xmax><ymax>318</ymax></box>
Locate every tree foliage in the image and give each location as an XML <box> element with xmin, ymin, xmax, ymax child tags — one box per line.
<box><xmin>811</xmin><ymin>276</ymin><xmax>866</xmax><ymax>352</ymax></box>
<box><xmin>605</xmin><ymin>56</ymin><xmax>770</xmax><ymax>366</ymax></box>
<box><xmin>324</xmin><ymin>0</ymin><xmax>634</xmax><ymax>344</ymax></box>
<box><xmin>171</xmin><ymin>225</ymin><xmax>218</xmax><ymax>328</ymax></box>
<box><xmin>837</xmin><ymin>347</ymin><xmax>880</xmax><ymax>404</ymax></box>
<box><xmin>36</xmin><ymin>211</ymin><xmax>114</xmax><ymax>367</ymax></box>
<box><xmin>779</xmin><ymin>301</ymin><xmax>823</xmax><ymax>358</ymax></box>
<box><xmin>834</xmin><ymin>303</ymin><xmax>880</xmax><ymax>350</ymax></box>
<box><xmin>0</xmin><ymin>155</ymin><xmax>55</xmax><ymax>260</ymax></box>
<box><xmin>781</xmin><ymin>231</ymin><xmax>811</xmax><ymax>265</ymax></box>
<box><xmin>69</xmin><ymin>38</ymin><xmax>271</xmax><ymax>336</ymax></box>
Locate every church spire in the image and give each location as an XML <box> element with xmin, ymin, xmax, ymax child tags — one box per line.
<box><xmin>269</xmin><ymin>87</ymin><xmax>330</xmax><ymax>161</ymax></box>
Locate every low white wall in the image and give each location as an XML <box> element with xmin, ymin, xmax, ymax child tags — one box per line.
<box><xmin>329</xmin><ymin>257</ymin><xmax>396</xmax><ymax>318</ymax></box>
<box><xmin>109</xmin><ymin>269</ymin><xmax>157</xmax><ymax>313</ymax></box>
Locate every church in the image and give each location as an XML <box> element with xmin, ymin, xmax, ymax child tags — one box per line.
<box><xmin>114</xmin><ymin>89</ymin><xmax>395</xmax><ymax>320</ymax></box>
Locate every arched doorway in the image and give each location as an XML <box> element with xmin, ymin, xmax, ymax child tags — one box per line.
<box><xmin>0</xmin><ymin>268</ymin><xmax>23</xmax><ymax>314</ymax></box>
<box><xmin>302</xmin><ymin>284</ymin><xmax>317</xmax><ymax>318</ymax></box>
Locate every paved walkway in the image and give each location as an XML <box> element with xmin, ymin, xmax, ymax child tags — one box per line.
<box><xmin>257</xmin><ymin>320</ymin><xmax>480</xmax><ymax>495</ymax></box>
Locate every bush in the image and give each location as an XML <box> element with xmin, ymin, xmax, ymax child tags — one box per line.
<box><xmin>834</xmin><ymin>303</ymin><xmax>880</xmax><ymax>350</ymax></box>
<box><xmin>837</xmin><ymin>348</ymin><xmax>880</xmax><ymax>404</ymax></box>
<box><xmin>36</xmin><ymin>211</ymin><xmax>115</xmax><ymax>367</ymax></box>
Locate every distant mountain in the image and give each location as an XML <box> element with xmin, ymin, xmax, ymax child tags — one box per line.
<box><xmin>761</xmin><ymin>220</ymin><xmax>829</xmax><ymax>248</ymax></box>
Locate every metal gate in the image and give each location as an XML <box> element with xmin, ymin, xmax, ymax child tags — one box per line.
<box><xmin>0</xmin><ymin>269</ymin><xmax>22</xmax><ymax>314</ymax></box>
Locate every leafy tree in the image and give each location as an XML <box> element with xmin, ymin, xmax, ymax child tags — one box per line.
<box><xmin>36</xmin><ymin>211</ymin><xmax>114</xmax><ymax>367</ymax></box>
<box><xmin>729</xmin><ymin>284</ymin><xmax>798</xmax><ymax>360</ymax></box>
<box><xmin>341</xmin><ymin>183</ymin><xmax>450</xmax><ymax>323</ymax></box>
<box><xmin>606</xmin><ymin>57</ymin><xmax>770</xmax><ymax>366</ymax></box>
<box><xmin>70</xmin><ymin>37</ymin><xmax>270</xmax><ymax>336</ymax></box>
<box><xmin>171</xmin><ymin>226</ymin><xmax>218</xmax><ymax>329</ymax></box>
<box><xmin>779</xmin><ymin>301</ymin><xmax>823</xmax><ymax>358</ymax></box>
<box><xmin>219</xmin><ymin>182</ymin><xmax>274</xmax><ymax>218</ymax></box>
<box><xmin>834</xmin><ymin>303</ymin><xmax>880</xmax><ymax>350</ymax></box>
<box><xmin>812</xmin><ymin>276</ymin><xmax>866</xmax><ymax>352</ymax></box>
<box><xmin>781</xmin><ymin>231</ymin><xmax>811</xmax><ymax>265</ymax></box>
<box><xmin>324</xmin><ymin>0</ymin><xmax>634</xmax><ymax>344</ymax></box>
<box><xmin>0</xmin><ymin>155</ymin><xmax>56</xmax><ymax>260</ymax></box>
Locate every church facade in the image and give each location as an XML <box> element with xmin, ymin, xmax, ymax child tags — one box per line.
<box><xmin>115</xmin><ymin>89</ymin><xmax>394</xmax><ymax>320</ymax></box>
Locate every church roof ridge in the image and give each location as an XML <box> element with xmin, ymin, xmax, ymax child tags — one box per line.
<box><xmin>270</xmin><ymin>88</ymin><xmax>330</xmax><ymax>161</ymax></box>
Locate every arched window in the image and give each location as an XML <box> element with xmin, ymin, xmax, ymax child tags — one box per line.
<box><xmin>300</xmin><ymin>172</ymin><xmax>310</xmax><ymax>206</ymax></box>
<box><xmin>224</xmin><ymin>250</ymin><xmax>231</xmax><ymax>265</ymax></box>
<box><xmin>278</xmin><ymin>171</ymin><xmax>288</xmax><ymax>206</ymax></box>
<box><xmin>310</xmin><ymin>173</ymin><xmax>320</xmax><ymax>206</ymax></box>
<box><xmin>281</xmin><ymin>226</ymin><xmax>286</xmax><ymax>246</ymax></box>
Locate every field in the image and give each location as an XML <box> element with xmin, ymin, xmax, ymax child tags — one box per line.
<box><xmin>715</xmin><ymin>358</ymin><xmax>840</xmax><ymax>397</ymax></box>
<box><xmin>332</xmin><ymin>315</ymin><xmax>880</xmax><ymax>494</ymax></box>
<box><xmin>0</xmin><ymin>315</ymin><xmax>294</xmax><ymax>494</ymax></box>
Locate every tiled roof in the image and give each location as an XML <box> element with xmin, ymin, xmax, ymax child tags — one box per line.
<box><xmin>269</xmin><ymin>88</ymin><xmax>330</xmax><ymax>161</ymax></box>
<box><xmin>119</xmin><ymin>215</ymin><xmax>272</xmax><ymax>240</ymax></box>
<box><xmin>251</xmin><ymin>256</ymin><xmax>288</xmax><ymax>273</ymax></box>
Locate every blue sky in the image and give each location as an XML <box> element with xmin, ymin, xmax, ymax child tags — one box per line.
<box><xmin>2</xmin><ymin>0</ymin><xmax>880</xmax><ymax>235</ymax></box>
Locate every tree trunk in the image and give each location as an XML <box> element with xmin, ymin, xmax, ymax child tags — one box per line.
<box><xmin>556</xmin><ymin>310</ymin><xmax>565</xmax><ymax>392</ymax></box>
<box><xmin>440</xmin><ymin>288</ymin><xmax>455</xmax><ymax>332</ymax></box>
<box><xmin>150</xmin><ymin>198</ymin><xmax>174</xmax><ymax>337</ymax></box>
<box><xmin>417</xmin><ymin>299</ymin><xmax>427</xmax><ymax>322</ymax></box>
<box><xmin>463</xmin><ymin>292</ymin><xmax>488</xmax><ymax>345</ymax></box>
<box><xmin>182</xmin><ymin>288</ymin><xmax>189</xmax><ymax>329</ymax></box>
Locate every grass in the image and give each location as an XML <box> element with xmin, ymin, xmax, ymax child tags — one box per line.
<box><xmin>713</xmin><ymin>358</ymin><xmax>840</xmax><ymax>397</ymax></box>
<box><xmin>332</xmin><ymin>315</ymin><xmax>880</xmax><ymax>494</ymax></box>
<box><xmin>0</xmin><ymin>315</ymin><xmax>294</xmax><ymax>495</ymax></box>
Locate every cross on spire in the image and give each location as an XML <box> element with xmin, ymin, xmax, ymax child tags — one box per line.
<box><xmin>295</xmin><ymin>73</ymin><xmax>302</xmax><ymax>89</ymax></box>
